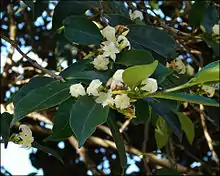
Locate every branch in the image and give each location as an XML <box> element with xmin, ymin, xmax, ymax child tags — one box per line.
<box><xmin>200</xmin><ymin>104</ymin><xmax>219</xmax><ymax>165</ymax></box>
<box><xmin>87</xmin><ymin>136</ymin><xmax>200</xmax><ymax>175</ymax></box>
<box><xmin>0</xmin><ymin>33</ymin><xmax>64</xmax><ymax>81</ymax></box>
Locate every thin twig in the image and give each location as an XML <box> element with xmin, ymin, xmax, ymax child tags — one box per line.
<box><xmin>119</xmin><ymin>118</ymin><xmax>131</xmax><ymax>133</ymax></box>
<box><xmin>0</xmin><ymin>33</ymin><xmax>64</xmax><ymax>81</ymax></box>
<box><xmin>200</xmin><ymin>104</ymin><xmax>219</xmax><ymax>165</ymax></box>
<box><xmin>142</xmin><ymin>116</ymin><xmax>152</xmax><ymax>175</ymax></box>
<box><xmin>99</xmin><ymin>0</ymin><xmax>108</xmax><ymax>25</ymax></box>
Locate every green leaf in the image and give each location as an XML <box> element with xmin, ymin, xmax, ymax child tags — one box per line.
<box><xmin>148</xmin><ymin>98</ymin><xmax>183</xmax><ymax>141</ymax></box>
<box><xmin>106</xmin><ymin>14</ymin><xmax>132</xmax><ymax>26</ymax></box>
<box><xmin>122</xmin><ymin>60</ymin><xmax>158</xmax><ymax>89</ymax></box>
<box><xmin>150</xmin><ymin>92</ymin><xmax>219</xmax><ymax>107</ymax></box>
<box><xmin>155</xmin><ymin>168</ymin><xmax>181</xmax><ymax>175</ymax></box>
<box><xmin>178</xmin><ymin>113</ymin><xmax>195</xmax><ymax>144</ymax></box>
<box><xmin>188</xmin><ymin>1</ymin><xmax>209</xmax><ymax>27</ymax></box>
<box><xmin>0</xmin><ymin>112</ymin><xmax>12</xmax><ymax>148</ymax></box>
<box><xmin>45</xmin><ymin>98</ymin><xmax>75</xmax><ymax>141</ymax></box>
<box><xmin>63</xmin><ymin>15</ymin><xmax>102</xmax><ymax>45</ymax></box>
<box><xmin>152</xmin><ymin>63</ymin><xmax>173</xmax><ymax>84</ymax></box>
<box><xmin>107</xmin><ymin>112</ymin><xmax>127</xmax><ymax>170</ymax></box>
<box><xmin>60</xmin><ymin>59</ymin><xmax>90</xmax><ymax>77</ymax></box>
<box><xmin>155</xmin><ymin>117</ymin><xmax>170</xmax><ymax>149</ymax></box>
<box><xmin>52</xmin><ymin>1</ymin><xmax>99</xmax><ymax>29</ymax></box>
<box><xmin>69</xmin><ymin>96</ymin><xmax>109</xmax><ymax>147</ymax></box>
<box><xmin>127</xmin><ymin>25</ymin><xmax>177</xmax><ymax>58</ymax></box>
<box><xmin>202</xmin><ymin>5</ymin><xmax>219</xmax><ymax>33</ymax></box>
<box><xmin>107</xmin><ymin>1</ymin><xmax>129</xmax><ymax>17</ymax></box>
<box><xmin>13</xmin><ymin>76</ymin><xmax>55</xmax><ymax>106</ymax></box>
<box><xmin>201</xmin><ymin>35</ymin><xmax>220</xmax><ymax>56</ymax></box>
<box><xmin>32</xmin><ymin>141</ymin><xmax>64</xmax><ymax>164</ymax></box>
<box><xmin>116</xmin><ymin>49</ymin><xmax>154</xmax><ymax>66</ymax></box>
<box><xmin>68</xmin><ymin>71</ymin><xmax>111</xmax><ymax>82</ymax></box>
<box><xmin>132</xmin><ymin>100</ymin><xmax>150</xmax><ymax>125</ymax></box>
<box><xmin>12</xmin><ymin>81</ymin><xmax>72</xmax><ymax>126</ymax></box>
<box><xmin>194</xmin><ymin>60</ymin><xmax>220</xmax><ymax>84</ymax></box>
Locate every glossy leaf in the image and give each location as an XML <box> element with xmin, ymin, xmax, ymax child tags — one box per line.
<box><xmin>148</xmin><ymin>99</ymin><xmax>183</xmax><ymax>141</ymax></box>
<box><xmin>193</xmin><ymin>60</ymin><xmax>220</xmax><ymax>84</ymax></box>
<box><xmin>122</xmin><ymin>60</ymin><xmax>158</xmax><ymax>89</ymax></box>
<box><xmin>45</xmin><ymin>98</ymin><xmax>75</xmax><ymax>141</ymax></box>
<box><xmin>155</xmin><ymin>116</ymin><xmax>170</xmax><ymax>149</ymax></box>
<box><xmin>150</xmin><ymin>92</ymin><xmax>219</xmax><ymax>107</ymax></box>
<box><xmin>13</xmin><ymin>76</ymin><xmax>55</xmax><ymax>106</ymax></box>
<box><xmin>152</xmin><ymin>63</ymin><xmax>173</xmax><ymax>84</ymax></box>
<box><xmin>69</xmin><ymin>96</ymin><xmax>109</xmax><ymax>147</ymax></box>
<box><xmin>0</xmin><ymin>112</ymin><xmax>12</xmax><ymax>148</ymax></box>
<box><xmin>60</xmin><ymin>59</ymin><xmax>90</xmax><ymax>77</ymax></box>
<box><xmin>132</xmin><ymin>100</ymin><xmax>150</xmax><ymax>125</ymax></box>
<box><xmin>107</xmin><ymin>1</ymin><xmax>129</xmax><ymax>17</ymax></box>
<box><xmin>12</xmin><ymin>81</ymin><xmax>71</xmax><ymax>126</ymax></box>
<box><xmin>32</xmin><ymin>141</ymin><xmax>64</xmax><ymax>164</ymax></box>
<box><xmin>202</xmin><ymin>35</ymin><xmax>220</xmax><ymax>56</ymax></box>
<box><xmin>63</xmin><ymin>15</ymin><xmax>102</xmax><ymax>45</ymax></box>
<box><xmin>107</xmin><ymin>112</ymin><xmax>127</xmax><ymax>170</ymax></box>
<box><xmin>106</xmin><ymin>14</ymin><xmax>132</xmax><ymax>26</ymax></box>
<box><xmin>202</xmin><ymin>5</ymin><xmax>219</xmax><ymax>33</ymax></box>
<box><xmin>116</xmin><ymin>49</ymin><xmax>154</xmax><ymax>66</ymax></box>
<box><xmin>178</xmin><ymin>113</ymin><xmax>195</xmax><ymax>144</ymax></box>
<box><xmin>188</xmin><ymin>1</ymin><xmax>209</xmax><ymax>27</ymax></box>
<box><xmin>127</xmin><ymin>25</ymin><xmax>177</xmax><ymax>58</ymax></box>
<box><xmin>52</xmin><ymin>1</ymin><xmax>98</xmax><ymax>29</ymax></box>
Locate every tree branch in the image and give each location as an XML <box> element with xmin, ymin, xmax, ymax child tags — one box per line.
<box><xmin>200</xmin><ymin>104</ymin><xmax>219</xmax><ymax>165</ymax></box>
<box><xmin>0</xmin><ymin>33</ymin><xmax>64</xmax><ymax>81</ymax></box>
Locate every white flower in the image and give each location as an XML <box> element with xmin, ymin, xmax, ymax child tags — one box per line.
<box><xmin>93</xmin><ymin>55</ymin><xmax>109</xmax><ymax>70</ymax></box>
<box><xmin>19</xmin><ymin>124</ymin><xmax>34</xmax><ymax>149</ymax></box>
<box><xmin>141</xmin><ymin>78</ymin><xmax>158</xmax><ymax>93</ymax></box>
<box><xmin>130</xmin><ymin>10</ymin><xmax>144</xmax><ymax>21</ymax></box>
<box><xmin>69</xmin><ymin>83</ymin><xmax>86</xmax><ymax>98</ymax></box>
<box><xmin>101</xmin><ymin>25</ymin><xmax>116</xmax><ymax>42</ymax></box>
<box><xmin>117</xmin><ymin>35</ymin><xmax>131</xmax><ymax>50</ymax></box>
<box><xmin>95</xmin><ymin>91</ymin><xmax>114</xmax><ymax>107</ymax></box>
<box><xmin>102</xmin><ymin>41</ymin><xmax>120</xmax><ymax>62</ymax></box>
<box><xmin>111</xmin><ymin>69</ymin><xmax>124</xmax><ymax>89</ymax></box>
<box><xmin>114</xmin><ymin>94</ymin><xmax>130</xmax><ymax>110</ymax></box>
<box><xmin>212</xmin><ymin>24</ymin><xmax>219</xmax><ymax>35</ymax></box>
<box><xmin>87</xmin><ymin>79</ymin><xmax>102</xmax><ymax>96</ymax></box>
<box><xmin>201</xmin><ymin>85</ymin><xmax>215</xmax><ymax>97</ymax></box>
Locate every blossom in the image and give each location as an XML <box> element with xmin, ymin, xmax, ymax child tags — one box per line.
<box><xmin>114</xmin><ymin>94</ymin><xmax>130</xmax><ymax>110</ymax></box>
<box><xmin>141</xmin><ymin>78</ymin><xmax>158</xmax><ymax>93</ymax></box>
<box><xmin>201</xmin><ymin>85</ymin><xmax>215</xmax><ymax>97</ymax></box>
<box><xmin>87</xmin><ymin>79</ymin><xmax>102</xmax><ymax>96</ymax></box>
<box><xmin>101</xmin><ymin>25</ymin><xmax>116</xmax><ymax>42</ymax></box>
<box><xmin>19</xmin><ymin>124</ymin><xmax>34</xmax><ymax>149</ymax></box>
<box><xmin>102</xmin><ymin>41</ymin><xmax>120</xmax><ymax>62</ymax></box>
<box><xmin>130</xmin><ymin>10</ymin><xmax>144</xmax><ymax>21</ymax></box>
<box><xmin>110</xmin><ymin>69</ymin><xmax>124</xmax><ymax>89</ymax></box>
<box><xmin>212</xmin><ymin>24</ymin><xmax>219</xmax><ymax>35</ymax></box>
<box><xmin>117</xmin><ymin>35</ymin><xmax>131</xmax><ymax>50</ymax></box>
<box><xmin>69</xmin><ymin>83</ymin><xmax>86</xmax><ymax>98</ymax></box>
<box><xmin>95</xmin><ymin>91</ymin><xmax>114</xmax><ymax>107</ymax></box>
<box><xmin>168</xmin><ymin>58</ymin><xmax>186</xmax><ymax>74</ymax></box>
<box><xmin>93</xmin><ymin>55</ymin><xmax>109</xmax><ymax>70</ymax></box>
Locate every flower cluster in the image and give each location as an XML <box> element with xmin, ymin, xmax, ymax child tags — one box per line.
<box><xmin>212</xmin><ymin>23</ymin><xmax>219</xmax><ymax>36</ymax></box>
<box><xmin>69</xmin><ymin>70</ymin><xmax>158</xmax><ymax>118</ymax></box>
<box><xmin>92</xmin><ymin>25</ymin><xmax>131</xmax><ymax>70</ymax></box>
